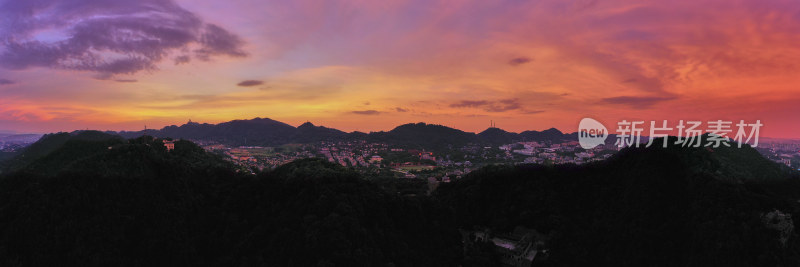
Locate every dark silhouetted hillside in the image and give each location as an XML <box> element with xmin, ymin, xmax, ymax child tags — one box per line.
<box><xmin>1</xmin><ymin>131</ymin><xmax>124</xmax><ymax>173</ymax></box>
<box><xmin>0</xmin><ymin>139</ymin><xmax>462</xmax><ymax>266</ymax></box>
<box><xmin>477</xmin><ymin>127</ymin><xmax>519</xmax><ymax>145</ymax></box>
<box><xmin>435</xmin><ymin>136</ymin><xmax>800</xmax><ymax>266</ymax></box>
<box><xmin>369</xmin><ymin>122</ymin><xmax>477</xmax><ymax>149</ymax></box>
<box><xmin>294</xmin><ymin>121</ymin><xmax>348</xmax><ymax>143</ymax></box>
<box><xmin>120</xmin><ymin>118</ymin><xmax>298</xmax><ymax>146</ymax></box>
<box><xmin>2</xmin><ymin>134</ymin><xmax>795</xmax><ymax>266</ymax></box>
<box><xmin>520</xmin><ymin>127</ymin><xmax>568</xmax><ymax>142</ymax></box>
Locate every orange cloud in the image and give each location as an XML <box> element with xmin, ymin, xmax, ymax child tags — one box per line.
<box><xmin>0</xmin><ymin>0</ymin><xmax>798</xmax><ymax>138</ymax></box>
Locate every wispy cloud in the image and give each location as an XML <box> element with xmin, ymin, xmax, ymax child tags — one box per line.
<box><xmin>508</xmin><ymin>57</ymin><xmax>532</xmax><ymax>66</ymax></box>
<box><xmin>601</xmin><ymin>95</ymin><xmax>677</xmax><ymax>109</ymax></box>
<box><xmin>115</xmin><ymin>79</ymin><xmax>138</xmax><ymax>83</ymax></box>
<box><xmin>0</xmin><ymin>79</ymin><xmax>15</xmax><ymax>85</ymax></box>
<box><xmin>237</xmin><ymin>80</ymin><xmax>264</xmax><ymax>87</ymax></box>
<box><xmin>521</xmin><ymin>110</ymin><xmax>545</xmax><ymax>114</ymax></box>
<box><xmin>350</xmin><ymin>110</ymin><xmax>381</xmax><ymax>115</ymax></box>
<box><xmin>450</xmin><ymin>99</ymin><xmax>522</xmax><ymax>112</ymax></box>
<box><xmin>450</xmin><ymin>100</ymin><xmax>490</xmax><ymax>108</ymax></box>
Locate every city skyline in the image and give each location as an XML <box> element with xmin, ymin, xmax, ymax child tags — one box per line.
<box><xmin>1</xmin><ymin>0</ymin><xmax>799</xmax><ymax>138</ymax></box>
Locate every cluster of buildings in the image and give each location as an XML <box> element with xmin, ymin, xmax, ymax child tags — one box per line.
<box><xmin>0</xmin><ymin>134</ymin><xmax>42</xmax><ymax>152</ymax></box>
<box><xmin>206</xmin><ymin>145</ymin><xmax>315</xmax><ymax>171</ymax></box>
<box><xmin>501</xmin><ymin>141</ymin><xmax>615</xmax><ymax>165</ymax></box>
<box><xmin>188</xmin><ymin>136</ymin><xmax>800</xmax><ymax>181</ymax></box>
<box><xmin>192</xmin><ymin>137</ymin><xmax>621</xmax><ymax>183</ymax></box>
<box><xmin>201</xmin><ymin>140</ymin><xmax>389</xmax><ymax>171</ymax></box>
<box><xmin>0</xmin><ymin>143</ymin><xmax>25</xmax><ymax>153</ymax></box>
<box><xmin>758</xmin><ymin>141</ymin><xmax>800</xmax><ymax>170</ymax></box>
<box><xmin>318</xmin><ymin>141</ymin><xmax>388</xmax><ymax>168</ymax></box>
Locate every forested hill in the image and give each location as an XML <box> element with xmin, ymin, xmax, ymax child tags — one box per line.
<box><xmin>0</xmin><ymin>135</ymin><xmax>799</xmax><ymax>266</ymax></box>
<box><xmin>0</xmin><ymin>130</ymin><xmax>125</xmax><ymax>173</ymax></box>
<box><xmin>435</xmin><ymin>136</ymin><xmax>800</xmax><ymax>266</ymax></box>
<box><xmin>0</xmin><ymin>136</ymin><xmax>462</xmax><ymax>266</ymax></box>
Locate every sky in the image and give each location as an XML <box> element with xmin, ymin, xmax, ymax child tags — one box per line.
<box><xmin>0</xmin><ymin>0</ymin><xmax>799</xmax><ymax>138</ymax></box>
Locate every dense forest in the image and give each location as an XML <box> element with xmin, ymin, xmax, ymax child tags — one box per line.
<box><xmin>436</xmin><ymin>137</ymin><xmax>800</xmax><ymax>266</ymax></box>
<box><xmin>0</xmin><ymin>133</ymin><xmax>461</xmax><ymax>266</ymax></box>
<box><xmin>0</xmin><ymin>133</ymin><xmax>798</xmax><ymax>266</ymax></box>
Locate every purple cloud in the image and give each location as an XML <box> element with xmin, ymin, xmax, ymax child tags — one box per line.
<box><xmin>509</xmin><ymin>57</ymin><xmax>532</xmax><ymax>66</ymax></box>
<box><xmin>602</xmin><ymin>95</ymin><xmax>677</xmax><ymax>109</ymax></box>
<box><xmin>450</xmin><ymin>99</ymin><xmax>522</xmax><ymax>112</ymax></box>
<box><xmin>450</xmin><ymin>100</ymin><xmax>490</xmax><ymax>108</ymax></box>
<box><xmin>522</xmin><ymin>110</ymin><xmax>545</xmax><ymax>114</ymax></box>
<box><xmin>195</xmin><ymin>24</ymin><xmax>247</xmax><ymax>60</ymax></box>
<box><xmin>484</xmin><ymin>99</ymin><xmax>521</xmax><ymax>112</ymax></box>
<box><xmin>0</xmin><ymin>79</ymin><xmax>14</xmax><ymax>85</ymax></box>
<box><xmin>237</xmin><ymin>80</ymin><xmax>264</xmax><ymax>87</ymax></box>
<box><xmin>174</xmin><ymin>55</ymin><xmax>191</xmax><ymax>65</ymax></box>
<box><xmin>0</xmin><ymin>0</ymin><xmax>246</xmax><ymax>76</ymax></box>
<box><xmin>351</xmin><ymin>110</ymin><xmax>381</xmax><ymax>115</ymax></box>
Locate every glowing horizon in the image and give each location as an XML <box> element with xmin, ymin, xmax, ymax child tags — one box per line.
<box><xmin>1</xmin><ymin>0</ymin><xmax>799</xmax><ymax>138</ymax></box>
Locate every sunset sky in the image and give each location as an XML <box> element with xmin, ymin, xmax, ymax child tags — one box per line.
<box><xmin>1</xmin><ymin>0</ymin><xmax>799</xmax><ymax>138</ymax></box>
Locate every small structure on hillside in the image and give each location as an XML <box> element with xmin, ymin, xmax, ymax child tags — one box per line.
<box><xmin>419</xmin><ymin>151</ymin><xmax>435</xmax><ymax>161</ymax></box>
<box><xmin>163</xmin><ymin>140</ymin><xmax>175</xmax><ymax>151</ymax></box>
<box><xmin>461</xmin><ymin>226</ymin><xmax>548</xmax><ymax>267</ymax></box>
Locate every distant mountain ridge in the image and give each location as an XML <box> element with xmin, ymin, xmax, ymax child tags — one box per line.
<box><xmin>115</xmin><ymin>117</ymin><xmax>573</xmax><ymax>147</ymax></box>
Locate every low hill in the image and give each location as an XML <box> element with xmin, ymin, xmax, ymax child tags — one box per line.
<box><xmin>0</xmin><ymin>141</ymin><xmax>462</xmax><ymax>266</ymax></box>
<box><xmin>120</xmin><ymin>118</ymin><xmax>298</xmax><ymax>146</ymax></box>
<box><xmin>369</xmin><ymin>122</ymin><xmax>478</xmax><ymax>149</ymax></box>
<box><xmin>294</xmin><ymin>121</ymin><xmax>348</xmax><ymax>143</ymax></box>
<box><xmin>1</xmin><ymin>131</ymin><xmax>124</xmax><ymax>173</ymax></box>
<box><xmin>520</xmin><ymin>127</ymin><xmax>567</xmax><ymax>141</ymax></box>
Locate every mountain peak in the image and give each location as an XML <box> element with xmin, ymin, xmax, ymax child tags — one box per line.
<box><xmin>542</xmin><ymin>127</ymin><xmax>563</xmax><ymax>134</ymax></box>
<box><xmin>479</xmin><ymin>127</ymin><xmax>510</xmax><ymax>135</ymax></box>
<box><xmin>391</xmin><ymin>122</ymin><xmax>461</xmax><ymax>132</ymax></box>
<box><xmin>298</xmin><ymin>121</ymin><xmax>316</xmax><ymax>129</ymax></box>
